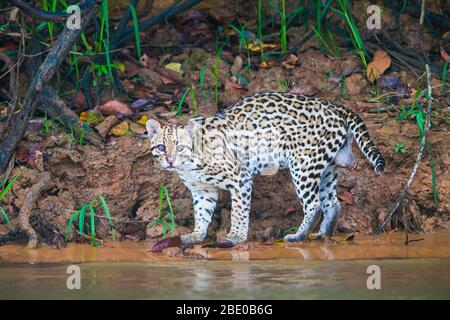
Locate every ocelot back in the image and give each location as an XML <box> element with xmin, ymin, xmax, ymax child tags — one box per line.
<box><xmin>146</xmin><ymin>92</ymin><xmax>385</xmax><ymax>245</ymax></box>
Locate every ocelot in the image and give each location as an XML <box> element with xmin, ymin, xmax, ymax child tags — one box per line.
<box><xmin>146</xmin><ymin>92</ymin><xmax>385</xmax><ymax>246</ymax></box>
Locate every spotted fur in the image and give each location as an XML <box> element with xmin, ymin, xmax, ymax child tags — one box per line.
<box><xmin>147</xmin><ymin>92</ymin><xmax>385</xmax><ymax>245</ymax></box>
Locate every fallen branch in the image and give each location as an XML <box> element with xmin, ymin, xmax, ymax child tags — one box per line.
<box><xmin>18</xmin><ymin>171</ymin><xmax>51</xmax><ymax>248</ymax></box>
<box><xmin>37</xmin><ymin>87</ymin><xmax>104</xmax><ymax>148</ymax></box>
<box><xmin>10</xmin><ymin>0</ymin><xmax>100</xmax><ymax>22</ymax></box>
<box><xmin>373</xmin><ymin>64</ymin><xmax>433</xmax><ymax>235</ymax></box>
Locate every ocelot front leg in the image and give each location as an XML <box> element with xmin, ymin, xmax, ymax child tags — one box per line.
<box><xmin>221</xmin><ymin>169</ymin><xmax>253</xmax><ymax>246</ymax></box>
<box><xmin>180</xmin><ymin>187</ymin><xmax>218</xmax><ymax>245</ymax></box>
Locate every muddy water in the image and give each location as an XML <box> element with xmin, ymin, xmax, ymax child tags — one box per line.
<box><xmin>0</xmin><ymin>233</ymin><xmax>450</xmax><ymax>299</ymax></box>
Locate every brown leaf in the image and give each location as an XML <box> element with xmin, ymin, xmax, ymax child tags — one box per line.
<box><xmin>440</xmin><ymin>47</ymin><xmax>450</xmax><ymax>62</ymax></box>
<box><xmin>100</xmin><ymin>100</ymin><xmax>133</xmax><ymax>116</ymax></box>
<box><xmin>109</xmin><ymin>121</ymin><xmax>130</xmax><ymax>136</ymax></box>
<box><xmin>281</xmin><ymin>54</ymin><xmax>298</xmax><ymax>69</ymax></box>
<box><xmin>151</xmin><ymin>236</ymin><xmax>182</xmax><ymax>253</ymax></box>
<box><xmin>366</xmin><ymin>50</ymin><xmax>391</xmax><ymax>83</ymax></box>
<box><xmin>338</xmin><ymin>191</ymin><xmax>354</xmax><ymax>205</ymax></box>
<box><xmin>289</xmin><ymin>84</ymin><xmax>320</xmax><ymax>96</ymax></box>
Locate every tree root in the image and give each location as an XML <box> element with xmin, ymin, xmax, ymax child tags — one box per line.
<box><xmin>17</xmin><ymin>171</ymin><xmax>51</xmax><ymax>248</ymax></box>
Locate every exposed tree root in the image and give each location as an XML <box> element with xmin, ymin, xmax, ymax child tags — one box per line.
<box><xmin>17</xmin><ymin>171</ymin><xmax>51</xmax><ymax>248</ymax></box>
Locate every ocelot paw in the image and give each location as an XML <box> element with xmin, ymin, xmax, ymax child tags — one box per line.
<box><xmin>180</xmin><ymin>232</ymin><xmax>206</xmax><ymax>245</ymax></box>
<box><xmin>283</xmin><ymin>232</ymin><xmax>309</xmax><ymax>242</ymax></box>
<box><xmin>204</xmin><ymin>234</ymin><xmax>246</xmax><ymax>248</ymax></box>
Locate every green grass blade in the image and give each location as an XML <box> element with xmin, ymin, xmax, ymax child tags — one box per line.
<box><xmin>89</xmin><ymin>204</ymin><xmax>97</xmax><ymax>246</ymax></box>
<box><xmin>99</xmin><ymin>195</ymin><xmax>115</xmax><ymax>241</ymax></box>
<box><xmin>65</xmin><ymin>211</ymin><xmax>80</xmax><ymax>241</ymax></box>
<box><xmin>0</xmin><ymin>175</ymin><xmax>19</xmax><ymax>202</ymax></box>
<box><xmin>162</xmin><ymin>186</ymin><xmax>176</xmax><ymax>236</ymax></box>
<box><xmin>129</xmin><ymin>4</ymin><xmax>141</xmax><ymax>60</ymax></box>
<box><xmin>442</xmin><ymin>61</ymin><xmax>448</xmax><ymax>96</ymax></box>
<box><xmin>177</xmin><ymin>87</ymin><xmax>191</xmax><ymax>118</ymax></box>
<box><xmin>0</xmin><ymin>207</ymin><xmax>14</xmax><ymax>231</ymax></box>
<box><xmin>78</xmin><ymin>204</ymin><xmax>87</xmax><ymax>235</ymax></box>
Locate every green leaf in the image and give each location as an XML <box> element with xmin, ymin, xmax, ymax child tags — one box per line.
<box><xmin>89</xmin><ymin>204</ymin><xmax>97</xmax><ymax>246</ymax></box>
<box><xmin>0</xmin><ymin>175</ymin><xmax>19</xmax><ymax>203</ymax></box>
<box><xmin>129</xmin><ymin>4</ymin><xmax>141</xmax><ymax>60</ymax></box>
<box><xmin>0</xmin><ymin>207</ymin><xmax>14</xmax><ymax>231</ymax></box>
<box><xmin>66</xmin><ymin>211</ymin><xmax>80</xmax><ymax>241</ymax></box>
<box><xmin>99</xmin><ymin>195</ymin><xmax>115</xmax><ymax>241</ymax></box>
<box><xmin>78</xmin><ymin>204</ymin><xmax>87</xmax><ymax>235</ymax></box>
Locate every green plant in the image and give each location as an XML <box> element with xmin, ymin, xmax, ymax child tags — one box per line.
<box><xmin>66</xmin><ymin>195</ymin><xmax>115</xmax><ymax>246</ymax></box>
<box><xmin>280</xmin><ymin>0</ymin><xmax>287</xmax><ymax>54</ymax></box>
<box><xmin>176</xmin><ymin>84</ymin><xmax>198</xmax><ymax>117</ymax></box>
<box><xmin>278</xmin><ymin>78</ymin><xmax>289</xmax><ymax>92</ymax></box>
<box><xmin>149</xmin><ymin>186</ymin><xmax>176</xmax><ymax>239</ymax></box>
<box><xmin>0</xmin><ymin>175</ymin><xmax>20</xmax><ymax>231</ymax></box>
<box><xmin>393</xmin><ymin>143</ymin><xmax>408</xmax><ymax>154</ymax></box>
<box><xmin>397</xmin><ymin>91</ymin><xmax>438</xmax><ymax>203</ymax></box>
<box><xmin>129</xmin><ymin>3</ymin><xmax>142</xmax><ymax>60</ymax></box>
<box><xmin>442</xmin><ymin>61</ymin><xmax>448</xmax><ymax>96</ymax></box>
<box><xmin>333</xmin><ymin>0</ymin><xmax>367</xmax><ymax>66</ymax></box>
<box><xmin>257</xmin><ymin>0</ymin><xmax>263</xmax><ymax>42</ymax></box>
<box><xmin>229</xmin><ymin>23</ymin><xmax>251</xmax><ymax>69</ymax></box>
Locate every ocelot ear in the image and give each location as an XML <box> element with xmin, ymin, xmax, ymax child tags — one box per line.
<box><xmin>146</xmin><ymin>119</ymin><xmax>161</xmax><ymax>139</ymax></box>
<box><xmin>184</xmin><ymin>121</ymin><xmax>197</xmax><ymax>139</ymax></box>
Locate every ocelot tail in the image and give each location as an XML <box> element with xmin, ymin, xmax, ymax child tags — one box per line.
<box><xmin>147</xmin><ymin>92</ymin><xmax>385</xmax><ymax>245</ymax></box>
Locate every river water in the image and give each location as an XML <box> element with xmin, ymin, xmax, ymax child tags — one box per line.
<box><xmin>0</xmin><ymin>233</ymin><xmax>449</xmax><ymax>299</ymax></box>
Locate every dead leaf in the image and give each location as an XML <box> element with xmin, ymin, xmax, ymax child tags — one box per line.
<box><xmin>137</xmin><ymin>114</ymin><xmax>149</xmax><ymax>126</ymax></box>
<box><xmin>440</xmin><ymin>47</ymin><xmax>450</xmax><ymax>62</ymax></box>
<box><xmin>79</xmin><ymin>111</ymin><xmax>103</xmax><ymax>125</ymax></box>
<box><xmin>281</xmin><ymin>54</ymin><xmax>298</xmax><ymax>69</ymax></box>
<box><xmin>338</xmin><ymin>191</ymin><xmax>353</xmax><ymax>205</ymax></box>
<box><xmin>289</xmin><ymin>84</ymin><xmax>320</xmax><ymax>96</ymax></box>
<box><xmin>100</xmin><ymin>100</ymin><xmax>133</xmax><ymax>116</ymax></box>
<box><xmin>247</xmin><ymin>42</ymin><xmax>277</xmax><ymax>52</ymax></box>
<box><xmin>366</xmin><ymin>50</ymin><xmax>391</xmax><ymax>83</ymax></box>
<box><xmin>225</xmin><ymin>79</ymin><xmax>244</xmax><ymax>90</ymax></box>
<box><xmin>129</xmin><ymin>122</ymin><xmax>146</xmax><ymax>135</ymax></box>
<box><xmin>165</xmin><ymin>62</ymin><xmax>182</xmax><ymax>74</ymax></box>
<box><xmin>109</xmin><ymin>121</ymin><xmax>130</xmax><ymax>136</ymax></box>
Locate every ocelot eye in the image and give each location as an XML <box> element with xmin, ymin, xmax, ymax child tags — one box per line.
<box><xmin>176</xmin><ymin>145</ymin><xmax>185</xmax><ymax>152</ymax></box>
<box><xmin>156</xmin><ymin>144</ymin><xmax>166</xmax><ymax>152</ymax></box>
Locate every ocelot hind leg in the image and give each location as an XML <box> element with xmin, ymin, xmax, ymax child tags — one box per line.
<box><xmin>284</xmin><ymin>155</ymin><xmax>327</xmax><ymax>242</ymax></box>
<box><xmin>317</xmin><ymin>164</ymin><xmax>341</xmax><ymax>237</ymax></box>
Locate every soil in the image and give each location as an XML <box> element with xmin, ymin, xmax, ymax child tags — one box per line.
<box><xmin>0</xmin><ymin>1</ymin><xmax>449</xmax><ymax>246</ymax></box>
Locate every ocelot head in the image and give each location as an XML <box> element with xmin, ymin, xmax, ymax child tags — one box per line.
<box><xmin>146</xmin><ymin>119</ymin><xmax>197</xmax><ymax>171</ymax></box>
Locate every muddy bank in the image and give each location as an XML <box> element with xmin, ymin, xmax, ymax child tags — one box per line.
<box><xmin>0</xmin><ymin>1</ymin><xmax>449</xmax><ymax>245</ymax></box>
<box><xmin>1</xmin><ymin>108</ymin><xmax>448</xmax><ymax>244</ymax></box>
<box><xmin>1</xmin><ymin>232</ymin><xmax>450</xmax><ymax>264</ymax></box>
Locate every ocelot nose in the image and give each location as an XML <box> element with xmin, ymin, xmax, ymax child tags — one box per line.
<box><xmin>166</xmin><ymin>157</ymin><xmax>174</xmax><ymax>165</ymax></box>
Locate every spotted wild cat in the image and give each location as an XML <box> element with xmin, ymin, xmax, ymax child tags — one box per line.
<box><xmin>146</xmin><ymin>92</ymin><xmax>385</xmax><ymax>246</ymax></box>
